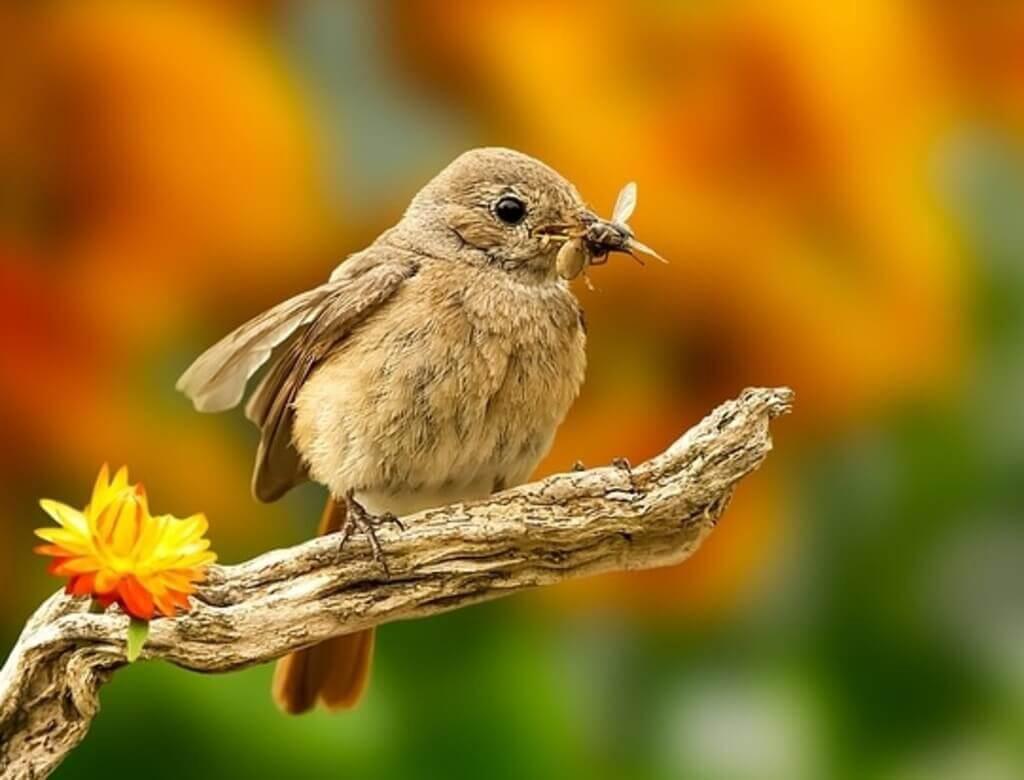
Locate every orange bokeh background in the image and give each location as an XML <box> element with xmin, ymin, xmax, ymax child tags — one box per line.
<box><xmin>2</xmin><ymin>2</ymin><xmax>1022</xmax><ymax>778</ymax></box>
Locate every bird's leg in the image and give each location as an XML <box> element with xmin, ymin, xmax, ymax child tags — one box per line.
<box><xmin>340</xmin><ymin>490</ymin><xmax>405</xmax><ymax>577</ymax></box>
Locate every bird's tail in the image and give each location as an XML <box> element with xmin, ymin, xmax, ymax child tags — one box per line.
<box><xmin>272</xmin><ymin>497</ymin><xmax>375</xmax><ymax>714</ymax></box>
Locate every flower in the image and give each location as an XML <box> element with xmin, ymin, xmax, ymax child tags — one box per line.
<box><xmin>34</xmin><ymin>465</ymin><xmax>216</xmax><ymax>620</ymax></box>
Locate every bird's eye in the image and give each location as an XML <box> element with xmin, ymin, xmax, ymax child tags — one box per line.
<box><xmin>494</xmin><ymin>195</ymin><xmax>527</xmax><ymax>225</ymax></box>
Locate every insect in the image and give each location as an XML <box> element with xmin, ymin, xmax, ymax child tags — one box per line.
<box><xmin>554</xmin><ymin>182</ymin><xmax>666</xmax><ymax>286</ymax></box>
<box><xmin>555</xmin><ymin>236</ymin><xmax>589</xmax><ymax>282</ymax></box>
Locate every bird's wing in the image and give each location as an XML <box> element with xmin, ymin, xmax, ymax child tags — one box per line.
<box><xmin>176</xmin><ymin>285</ymin><xmax>334</xmax><ymax>413</ymax></box>
<box><xmin>177</xmin><ymin>251</ymin><xmax>420</xmax><ymax>502</ymax></box>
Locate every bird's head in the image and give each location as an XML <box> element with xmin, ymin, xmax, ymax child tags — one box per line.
<box><xmin>398</xmin><ymin>147</ymin><xmax>656</xmax><ymax>283</ymax></box>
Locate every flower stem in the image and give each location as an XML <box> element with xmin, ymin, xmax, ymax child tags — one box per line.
<box><xmin>125</xmin><ymin>618</ymin><xmax>150</xmax><ymax>663</ymax></box>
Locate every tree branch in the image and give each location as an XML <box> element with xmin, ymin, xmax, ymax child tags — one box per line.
<box><xmin>0</xmin><ymin>387</ymin><xmax>793</xmax><ymax>779</ymax></box>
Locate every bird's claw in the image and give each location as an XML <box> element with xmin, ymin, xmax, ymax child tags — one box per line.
<box><xmin>340</xmin><ymin>491</ymin><xmax>403</xmax><ymax>577</ymax></box>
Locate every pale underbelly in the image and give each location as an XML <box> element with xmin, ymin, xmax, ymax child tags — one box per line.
<box><xmin>355</xmin><ymin>481</ymin><xmax>497</xmax><ymax>517</ymax></box>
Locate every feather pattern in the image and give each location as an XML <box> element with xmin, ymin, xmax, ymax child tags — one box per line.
<box><xmin>176</xmin><ymin>286</ymin><xmax>335</xmax><ymax>413</ymax></box>
<box><xmin>177</xmin><ymin>250</ymin><xmax>420</xmax><ymax>501</ymax></box>
<box><xmin>248</xmin><ymin>256</ymin><xmax>419</xmax><ymax>501</ymax></box>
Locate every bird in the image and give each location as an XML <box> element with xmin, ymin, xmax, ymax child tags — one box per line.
<box><xmin>176</xmin><ymin>147</ymin><xmax>645</xmax><ymax>714</ymax></box>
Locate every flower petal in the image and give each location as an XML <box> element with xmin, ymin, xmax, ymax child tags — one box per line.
<box><xmin>111</xmin><ymin>466</ymin><xmax>129</xmax><ymax>493</ymax></box>
<box><xmin>153</xmin><ymin>590</ymin><xmax>179</xmax><ymax>618</ymax></box>
<box><xmin>155</xmin><ymin>570</ymin><xmax>199</xmax><ymax>592</ymax></box>
<box><xmin>34</xmin><ymin>543</ymin><xmax>73</xmax><ymax>557</ymax></box>
<box><xmin>54</xmin><ymin>557</ymin><xmax>103</xmax><ymax>575</ymax></box>
<box><xmin>92</xmin><ymin>463</ymin><xmax>111</xmax><ymax>502</ymax></box>
<box><xmin>166</xmin><ymin>513</ymin><xmax>208</xmax><ymax>546</ymax></box>
<box><xmin>110</xmin><ymin>496</ymin><xmax>142</xmax><ymax>558</ymax></box>
<box><xmin>118</xmin><ymin>577</ymin><xmax>155</xmax><ymax>620</ymax></box>
<box><xmin>94</xmin><ymin>568</ymin><xmax>122</xmax><ymax>594</ymax></box>
<box><xmin>38</xmin><ymin>500</ymin><xmax>90</xmax><ymax>535</ymax></box>
<box><xmin>68</xmin><ymin>573</ymin><xmax>97</xmax><ymax>596</ymax></box>
<box><xmin>133</xmin><ymin>512</ymin><xmax>166</xmax><ymax>563</ymax></box>
<box><xmin>34</xmin><ymin>527</ymin><xmax>91</xmax><ymax>554</ymax></box>
<box><xmin>169</xmin><ymin>589</ymin><xmax>192</xmax><ymax>611</ymax></box>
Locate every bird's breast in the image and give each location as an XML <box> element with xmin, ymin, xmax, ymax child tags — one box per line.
<box><xmin>292</xmin><ymin>262</ymin><xmax>586</xmax><ymax>504</ymax></box>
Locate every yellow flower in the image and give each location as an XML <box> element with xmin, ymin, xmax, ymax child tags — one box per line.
<box><xmin>34</xmin><ymin>465</ymin><xmax>216</xmax><ymax>620</ymax></box>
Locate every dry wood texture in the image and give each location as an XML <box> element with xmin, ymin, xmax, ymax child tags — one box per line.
<box><xmin>0</xmin><ymin>387</ymin><xmax>793</xmax><ymax>779</ymax></box>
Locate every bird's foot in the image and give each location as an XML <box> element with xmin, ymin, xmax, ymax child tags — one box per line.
<box><xmin>340</xmin><ymin>491</ymin><xmax>405</xmax><ymax>577</ymax></box>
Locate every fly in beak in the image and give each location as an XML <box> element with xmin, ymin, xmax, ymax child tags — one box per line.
<box><xmin>578</xmin><ymin>210</ymin><xmax>667</xmax><ymax>265</ymax></box>
<box><xmin>535</xmin><ymin>182</ymin><xmax>666</xmax><ymax>272</ymax></box>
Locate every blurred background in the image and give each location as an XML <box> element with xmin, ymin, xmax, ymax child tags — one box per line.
<box><xmin>2</xmin><ymin>1</ymin><xmax>1022</xmax><ymax>778</ymax></box>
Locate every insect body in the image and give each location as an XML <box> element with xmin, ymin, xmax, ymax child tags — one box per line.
<box><xmin>583</xmin><ymin>181</ymin><xmax>664</xmax><ymax>266</ymax></box>
<box><xmin>547</xmin><ymin>181</ymin><xmax>665</xmax><ymax>284</ymax></box>
<box><xmin>556</xmin><ymin>237</ymin><xmax>589</xmax><ymax>281</ymax></box>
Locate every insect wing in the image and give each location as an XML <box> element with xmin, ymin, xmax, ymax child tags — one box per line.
<box><xmin>627</xmin><ymin>237</ymin><xmax>668</xmax><ymax>264</ymax></box>
<box><xmin>612</xmin><ymin>181</ymin><xmax>637</xmax><ymax>225</ymax></box>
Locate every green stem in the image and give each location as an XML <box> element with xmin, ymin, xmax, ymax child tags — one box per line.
<box><xmin>125</xmin><ymin>618</ymin><xmax>150</xmax><ymax>663</ymax></box>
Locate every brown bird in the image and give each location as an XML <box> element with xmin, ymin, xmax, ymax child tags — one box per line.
<box><xmin>177</xmin><ymin>147</ymin><xmax>649</xmax><ymax>714</ymax></box>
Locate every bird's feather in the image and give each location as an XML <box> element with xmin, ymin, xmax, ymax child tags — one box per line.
<box><xmin>272</xmin><ymin>498</ymin><xmax>375</xmax><ymax>714</ymax></box>
<box><xmin>248</xmin><ymin>257</ymin><xmax>419</xmax><ymax>501</ymax></box>
<box><xmin>177</xmin><ymin>251</ymin><xmax>420</xmax><ymax>501</ymax></box>
<box><xmin>176</xmin><ymin>285</ymin><xmax>334</xmax><ymax>413</ymax></box>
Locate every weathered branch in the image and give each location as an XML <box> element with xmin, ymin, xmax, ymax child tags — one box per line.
<box><xmin>0</xmin><ymin>387</ymin><xmax>792</xmax><ymax>779</ymax></box>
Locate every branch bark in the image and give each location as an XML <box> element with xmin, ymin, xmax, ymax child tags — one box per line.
<box><xmin>0</xmin><ymin>387</ymin><xmax>793</xmax><ymax>779</ymax></box>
